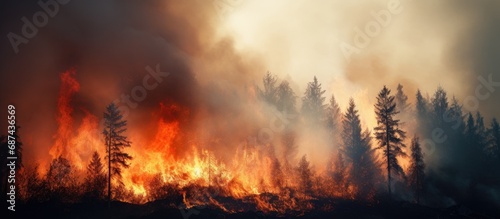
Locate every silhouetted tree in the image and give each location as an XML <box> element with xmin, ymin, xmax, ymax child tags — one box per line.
<box><xmin>416</xmin><ymin>90</ymin><xmax>429</xmax><ymax>120</ymax></box>
<box><xmin>342</xmin><ymin>99</ymin><xmax>378</xmax><ymax>199</ymax></box>
<box><xmin>20</xmin><ymin>164</ymin><xmax>47</xmax><ymax>202</ymax></box>
<box><xmin>408</xmin><ymin>136</ymin><xmax>425</xmax><ymax>204</ymax></box>
<box><xmin>326</xmin><ymin>95</ymin><xmax>342</xmax><ymax>144</ymax></box>
<box><xmin>487</xmin><ymin>118</ymin><xmax>500</xmax><ymax>159</ymax></box>
<box><xmin>301</xmin><ymin>76</ymin><xmax>326</xmax><ymax>123</ymax></box>
<box><xmin>276</xmin><ymin>80</ymin><xmax>297</xmax><ymax>113</ymax></box>
<box><xmin>85</xmin><ymin>151</ymin><xmax>106</xmax><ymax>200</ymax></box>
<box><xmin>259</xmin><ymin>72</ymin><xmax>278</xmax><ymax>105</ymax></box>
<box><xmin>431</xmin><ymin>86</ymin><xmax>449</xmax><ymax>127</ymax></box>
<box><xmin>465</xmin><ymin>113</ymin><xmax>477</xmax><ymax>147</ymax></box>
<box><xmin>297</xmin><ymin>155</ymin><xmax>313</xmax><ymax>196</ymax></box>
<box><xmin>475</xmin><ymin>112</ymin><xmax>487</xmax><ymax>151</ymax></box>
<box><xmin>103</xmin><ymin>103</ymin><xmax>133</xmax><ymax>207</ymax></box>
<box><xmin>374</xmin><ymin>86</ymin><xmax>407</xmax><ymax>198</ymax></box>
<box><xmin>46</xmin><ymin>156</ymin><xmax>78</xmax><ymax>201</ymax></box>
<box><xmin>446</xmin><ymin>97</ymin><xmax>465</xmax><ymax>132</ymax></box>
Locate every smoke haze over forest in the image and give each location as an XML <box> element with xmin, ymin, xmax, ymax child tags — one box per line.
<box><xmin>1</xmin><ymin>0</ymin><xmax>499</xmax><ymax>218</ymax></box>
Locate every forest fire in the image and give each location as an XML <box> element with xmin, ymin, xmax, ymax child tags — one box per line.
<box><xmin>41</xmin><ymin>69</ymin><xmax>316</xmax><ymax>212</ymax></box>
<box><xmin>1</xmin><ymin>1</ymin><xmax>500</xmax><ymax>218</ymax></box>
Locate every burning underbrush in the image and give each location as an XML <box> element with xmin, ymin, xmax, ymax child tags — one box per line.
<box><xmin>16</xmin><ymin>69</ymin><xmax>367</xmax><ymax>215</ymax></box>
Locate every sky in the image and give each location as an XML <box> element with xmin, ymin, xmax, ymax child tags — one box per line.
<box><xmin>219</xmin><ymin>0</ymin><xmax>500</xmax><ymax>128</ymax></box>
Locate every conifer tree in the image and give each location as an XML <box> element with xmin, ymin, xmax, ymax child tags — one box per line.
<box><xmin>408</xmin><ymin>136</ymin><xmax>425</xmax><ymax>204</ymax></box>
<box><xmin>103</xmin><ymin>103</ymin><xmax>133</xmax><ymax>207</ymax></box>
<box><xmin>374</xmin><ymin>86</ymin><xmax>407</xmax><ymax>197</ymax></box>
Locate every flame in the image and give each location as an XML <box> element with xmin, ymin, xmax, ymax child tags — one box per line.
<box><xmin>41</xmin><ymin>68</ymin><xmax>364</xmax><ymax>213</ymax></box>
<box><xmin>49</xmin><ymin>69</ymin><xmax>80</xmax><ymax>159</ymax></box>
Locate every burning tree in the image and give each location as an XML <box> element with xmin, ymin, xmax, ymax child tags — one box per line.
<box><xmin>46</xmin><ymin>156</ymin><xmax>78</xmax><ymax>201</ymax></box>
<box><xmin>408</xmin><ymin>136</ymin><xmax>425</xmax><ymax>204</ymax></box>
<box><xmin>374</xmin><ymin>86</ymin><xmax>407</xmax><ymax>198</ymax></box>
<box><xmin>297</xmin><ymin>155</ymin><xmax>313</xmax><ymax>197</ymax></box>
<box><xmin>341</xmin><ymin>99</ymin><xmax>379</xmax><ymax>199</ymax></box>
<box><xmin>85</xmin><ymin>151</ymin><xmax>106</xmax><ymax>200</ymax></box>
<box><xmin>103</xmin><ymin>103</ymin><xmax>133</xmax><ymax>206</ymax></box>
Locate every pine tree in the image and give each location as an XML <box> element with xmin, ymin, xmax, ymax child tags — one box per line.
<box><xmin>487</xmin><ymin>118</ymin><xmax>500</xmax><ymax>159</ymax></box>
<box><xmin>103</xmin><ymin>103</ymin><xmax>133</xmax><ymax>207</ymax></box>
<box><xmin>326</xmin><ymin>95</ymin><xmax>342</xmax><ymax>139</ymax></box>
<box><xmin>301</xmin><ymin>76</ymin><xmax>326</xmax><ymax>123</ymax></box>
<box><xmin>85</xmin><ymin>151</ymin><xmax>106</xmax><ymax>200</ymax></box>
<box><xmin>46</xmin><ymin>156</ymin><xmax>77</xmax><ymax>201</ymax></box>
<box><xmin>259</xmin><ymin>72</ymin><xmax>278</xmax><ymax>105</ymax></box>
<box><xmin>374</xmin><ymin>86</ymin><xmax>407</xmax><ymax>198</ymax></box>
<box><xmin>276</xmin><ymin>80</ymin><xmax>296</xmax><ymax>113</ymax></box>
<box><xmin>297</xmin><ymin>155</ymin><xmax>313</xmax><ymax>196</ymax></box>
<box><xmin>431</xmin><ymin>86</ymin><xmax>449</xmax><ymax>127</ymax></box>
<box><xmin>447</xmin><ymin>97</ymin><xmax>464</xmax><ymax>132</ymax></box>
<box><xmin>475</xmin><ymin>112</ymin><xmax>487</xmax><ymax>151</ymax></box>
<box><xmin>342</xmin><ymin>99</ymin><xmax>378</xmax><ymax>199</ymax></box>
<box><xmin>416</xmin><ymin>90</ymin><xmax>428</xmax><ymax>120</ymax></box>
<box><xmin>395</xmin><ymin>84</ymin><xmax>410</xmax><ymax>114</ymax></box>
<box><xmin>464</xmin><ymin>113</ymin><xmax>477</xmax><ymax>145</ymax></box>
<box><xmin>408</xmin><ymin>136</ymin><xmax>425</xmax><ymax>204</ymax></box>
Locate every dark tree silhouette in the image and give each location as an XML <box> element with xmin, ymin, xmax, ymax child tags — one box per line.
<box><xmin>326</xmin><ymin>95</ymin><xmax>342</xmax><ymax>143</ymax></box>
<box><xmin>259</xmin><ymin>72</ymin><xmax>278</xmax><ymax>105</ymax></box>
<box><xmin>487</xmin><ymin>118</ymin><xmax>500</xmax><ymax>159</ymax></box>
<box><xmin>276</xmin><ymin>80</ymin><xmax>297</xmax><ymax>113</ymax></box>
<box><xmin>297</xmin><ymin>155</ymin><xmax>313</xmax><ymax>196</ymax></box>
<box><xmin>465</xmin><ymin>113</ymin><xmax>477</xmax><ymax>143</ymax></box>
<box><xmin>374</xmin><ymin>86</ymin><xmax>406</xmax><ymax>198</ymax></box>
<box><xmin>103</xmin><ymin>103</ymin><xmax>133</xmax><ymax>207</ymax></box>
<box><xmin>431</xmin><ymin>86</ymin><xmax>449</xmax><ymax>127</ymax></box>
<box><xmin>301</xmin><ymin>76</ymin><xmax>326</xmax><ymax>123</ymax></box>
<box><xmin>85</xmin><ymin>151</ymin><xmax>106</xmax><ymax>200</ymax></box>
<box><xmin>416</xmin><ymin>90</ymin><xmax>429</xmax><ymax>120</ymax></box>
<box><xmin>342</xmin><ymin>99</ymin><xmax>378</xmax><ymax>199</ymax></box>
<box><xmin>475</xmin><ymin>112</ymin><xmax>487</xmax><ymax>151</ymax></box>
<box><xmin>408</xmin><ymin>136</ymin><xmax>425</xmax><ymax>204</ymax></box>
<box><xmin>19</xmin><ymin>164</ymin><xmax>48</xmax><ymax>202</ymax></box>
<box><xmin>47</xmin><ymin>156</ymin><xmax>73</xmax><ymax>191</ymax></box>
<box><xmin>46</xmin><ymin>156</ymin><xmax>78</xmax><ymax>201</ymax></box>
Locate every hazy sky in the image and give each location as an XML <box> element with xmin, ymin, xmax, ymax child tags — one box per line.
<box><xmin>219</xmin><ymin>0</ymin><xmax>500</xmax><ymax>127</ymax></box>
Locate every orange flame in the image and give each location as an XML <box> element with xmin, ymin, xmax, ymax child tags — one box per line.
<box><xmin>49</xmin><ymin>69</ymin><xmax>80</xmax><ymax>159</ymax></box>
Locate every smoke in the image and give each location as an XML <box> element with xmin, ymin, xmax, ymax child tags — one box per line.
<box><xmin>1</xmin><ymin>0</ymin><xmax>499</xmax><ymax>212</ymax></box>
<box><xmin>0</xmin><ymin>0</ymin><xmax>268</xmax><ymax>167</ymax></box>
